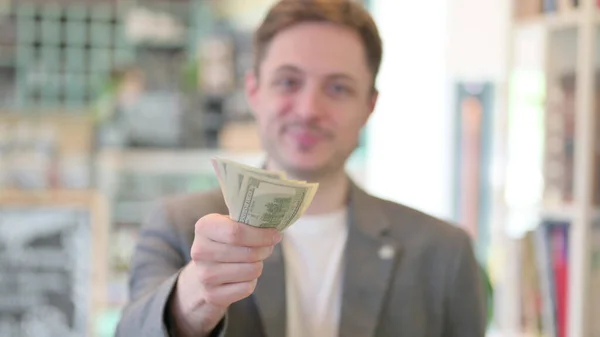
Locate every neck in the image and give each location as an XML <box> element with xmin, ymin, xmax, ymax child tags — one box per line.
<box><xmin>304</xmin><ymin>171</ymin><xmax>349</xmax><ymax>215</ymax></box>
<box><xmin>266</xmin><ymin>161</ymin><xmax>350</xmax><ymax>215</ymax></box>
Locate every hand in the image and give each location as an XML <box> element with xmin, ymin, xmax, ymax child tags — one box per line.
<box><xmin>191</xmin><ymin>213</ymin><xmax>282</xmax><ymax>306</ymax></box>
<box><xmin>169</xmin><ymin>213</ymin><xmax>282</xmax><ymax>336</ymax></box>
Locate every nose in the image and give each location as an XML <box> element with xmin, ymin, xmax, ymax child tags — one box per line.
<box><xmin>295</xmin><ymin>85</ymin><xmax>325</xmax><ymax>121</ymax></box>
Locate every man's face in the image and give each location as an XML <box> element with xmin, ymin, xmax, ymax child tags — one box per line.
<box><xmin>246</xmin><ymin>22</ymin><xmax>378</xmax><ymax>179</ymax></box>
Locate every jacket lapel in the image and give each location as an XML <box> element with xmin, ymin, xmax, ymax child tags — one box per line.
<box><xmin>338</xmin><ymin>182</ymin><xmax>402</xmax><ymax>337</ymax></box>
<box><xmin>253</xmin><ymin>242</ymin><xmax>286</xmax><ymax>337</ymax></box>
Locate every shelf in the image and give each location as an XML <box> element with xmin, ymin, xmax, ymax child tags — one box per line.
<box><xmin>514</xmin><ymin>10</ymin><xmax>581</xmax><ymax>31</ymax></box>
<box><xmin>485</xmin><ymin>329</ymin><xmax>538</xmax><ymax>337</ymax></box>
<box><xmin>96</xmin><ymin>148</ymin><xmax>266</xmax><ymax>174</ymax></box>
<box><xmin>540</xmin><ymin>204</ymin><xmax>600</xmax><ymax>221</ymax></box>
<box><xmin>513</xmin><ymin>9</ymin><xmax>600</xmax><ymax>31</ymax></box>
<box><xmin>541</xmin><ymin>204</ymin><xmax>576</xmax><ymax>220</ymax></box>
<box><xmin>96</xmin><ymin>148</ymin><xmax>367</xmax><ymax>178</ymax></box>
<box><xmin>0</xmin><ymin>189</ymin><xmax>101</xmax><ymax>206</ymax></box>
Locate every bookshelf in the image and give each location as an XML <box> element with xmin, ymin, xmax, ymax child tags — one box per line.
<box><xmin>501</xmin><ymin>0</ymin><xmax>600</xmax><ymax>336</ymax></box>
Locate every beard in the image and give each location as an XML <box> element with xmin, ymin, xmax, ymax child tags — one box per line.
<box><xmin>262</xmin><ymin>131</ymin><xmax>358</xmax><ymax>183</ymax></box>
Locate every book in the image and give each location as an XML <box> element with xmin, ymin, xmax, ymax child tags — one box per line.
<box><xmin>515</xmin><ymin>0</ymin><xmax>543</xmax><ymax>19</ymax></box>
<box><xmin>543</xmin><ymin>71</ymin><xmax>600</xmax><ymax>207</ymax></box>
<box><xmin>519</xmin><ymin>220</ymin><xmax>570</xmax><ymax>336</ymax></box>
<box><xmin>543</xmin><ymin>0</ymin><xmax>558</xmax><ymax>12</ymax></box>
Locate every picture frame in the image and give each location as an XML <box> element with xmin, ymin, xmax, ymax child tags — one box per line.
<box><xmin>453</xmin><ymin>81</ymin><xmax>494</xmax><ymax>259</ymax></box>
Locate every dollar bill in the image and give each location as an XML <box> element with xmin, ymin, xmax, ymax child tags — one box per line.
<box><xmin>234</xmin><ymin>174</ymin><xmax>318</xmax><ymax>230</ymax></box>
<box><xmin>211</xmin><ymin>157</ymin><xmax>318</xmax><ymax>230</ymax></box>
<box><xmin>211</xmin><ymin>158</ymin><xmax>285</xmax><ymax>207</ymax></box>
<box><xmin>211</xmin><ymin>159</ymin><xmax>230</xmax><ymax>206</ymax></box>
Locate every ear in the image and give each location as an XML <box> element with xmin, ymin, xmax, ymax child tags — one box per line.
<box><xmin>366</xmin><ymin>89</ymin><xmax>379</xmax><ymax>119</ymax></box>
<box><xmin>245</xmin><ymin>70</ymin><xmax>260</xmax><ymax>117</ymax></box>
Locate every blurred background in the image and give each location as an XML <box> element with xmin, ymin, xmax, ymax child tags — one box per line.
<box><xmin>0</xmin><ymin>0</ymin><xmax>599</xmax><ymax>336</ymax></box>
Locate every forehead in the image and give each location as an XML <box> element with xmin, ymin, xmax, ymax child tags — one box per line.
<box><xmin>260</xmin><ymin>22</ymin><xmax>371</xmax><ymax>81</ymax></box>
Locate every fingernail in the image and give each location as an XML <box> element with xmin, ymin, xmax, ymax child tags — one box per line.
<box><xmin>273</xmin><ymin>232</ymin><xmax>282</xmax><ymax>243</ymax></box>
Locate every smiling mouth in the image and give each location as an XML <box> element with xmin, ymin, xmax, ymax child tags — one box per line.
<box><xmin>281</xmin><ymin>122</ymin><xmax>332</xmax><ymax>149</ymax></box>
<box><xmin>284</xmin><ymin>127</ymin><xmax>323</xmax><ymax>146</ymax></box>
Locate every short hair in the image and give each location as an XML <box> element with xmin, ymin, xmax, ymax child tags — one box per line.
<box><xmin>253</xmin><ymin>0</ymin><xmax>383</xmax><ymax>88</ymax></box>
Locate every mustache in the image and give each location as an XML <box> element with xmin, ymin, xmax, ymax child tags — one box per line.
<box><xmin>282</xmin><ymin>123</ymin><xmax>333</xmax><ymax>138</ymax></box>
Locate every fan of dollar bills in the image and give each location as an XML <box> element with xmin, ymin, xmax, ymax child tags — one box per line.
<box><xmin>211</xmin><ymin>157</ymin><xmax>319</xmax><ymax>231</ymax></box>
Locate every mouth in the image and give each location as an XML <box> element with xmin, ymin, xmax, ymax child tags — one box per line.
<box><xmin>284</xmin><ymin>126</ymin><xmax>327</xmax><ymax>149</ymax></box>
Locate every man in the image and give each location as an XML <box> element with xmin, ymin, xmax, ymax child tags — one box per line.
<box><xmin>115</xmin><ymin>1</ymin><xmax>487</xmax><ymax>337</ymax></box>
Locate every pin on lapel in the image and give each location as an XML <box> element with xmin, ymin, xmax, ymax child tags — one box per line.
<box><xmin>378</xmin><ymin>244</ymin><xmax>395</xmax><ymax>260</ymax></box>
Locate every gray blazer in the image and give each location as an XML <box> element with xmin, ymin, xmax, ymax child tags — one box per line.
<box><xmin>115</xmin><ymin>181</ymin><xmax>487</xmax><ymax>337</ymax></box>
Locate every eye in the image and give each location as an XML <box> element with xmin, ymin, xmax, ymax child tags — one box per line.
<box><xmin>273</xmin><ymin>77</ymin><xmax>300</xmax><ymax>92</ymax></box>
<box><xmin>327</xmin><ymin>83</ymin><xmax>352</xmax><ymax>97</ymax></box>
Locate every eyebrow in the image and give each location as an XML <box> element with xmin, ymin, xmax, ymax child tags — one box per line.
<box><xmin>273</xmin><ymin>64</ymin><xmax>358</xmax><ymax>83</ymax></box>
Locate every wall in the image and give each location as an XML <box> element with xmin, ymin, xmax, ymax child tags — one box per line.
<box><xmin>446</xmin><ymin>0</ymin><xmax>509</xmax><ymax>81</ymax></box>
<box><xmin>366</xmin><ymin>0</ymin><xmax>453</xmax><ymax>221</ymax></box>
<box><xmin>366</xmin><ymin>0</ymin><xmax>509</xmax><ymax>222</ymax></box>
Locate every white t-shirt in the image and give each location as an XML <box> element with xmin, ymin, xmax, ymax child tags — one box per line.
<box><xmin>281</xmin><ymin>208</ymin><xmax>349</xmax><ymax>337</ymax></box>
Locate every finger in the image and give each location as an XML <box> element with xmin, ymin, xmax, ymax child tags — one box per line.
<box><xmin>197</xmin><ymin>262</ymin><xmax>263</xmax><ymax>287</ymax></box>
<box><xmin>191</xmin><ymin>237</ymin><xmax>274</xmax><ymax>263</ymax></box>
<box><xmin>196</xmin><ymin>214</ymin><xmax>282</xmax><ymax>247</ymax></box>
<box><xmin>203</xmin><ymin>280</ymin><xmax>258</xmax><ymax>307</ymax></box>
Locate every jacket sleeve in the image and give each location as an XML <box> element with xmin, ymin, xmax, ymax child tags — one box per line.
<box><xmin>443</xmin><ymin>231</ymin><xmax>487</xmax><ymax>337</ymax></box>
<box><xmin>114</xmin><ymin>201</ymin><xmax>227</xmax><ymax>337</ymax></box>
